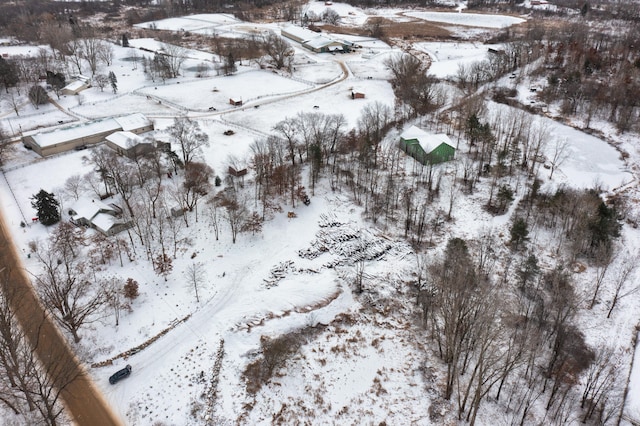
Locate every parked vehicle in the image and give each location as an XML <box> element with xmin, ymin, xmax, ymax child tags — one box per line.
<box><xmin>109</xmin><ymin>365</ymin><xmax>132</xmax><ymax>385</ymax></box>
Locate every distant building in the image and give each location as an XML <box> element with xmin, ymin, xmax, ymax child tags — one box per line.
<box><xmin>281</xmin><ymin>25</ymin><xmax>351</xmax><ymax>54</ymax></box>
<box><xmin>229</xmin><ymin>97</ymin><xmax>243</xmax><ymax>106</ymax></box>
<box><xmin>351</xmin><ymin>90</ymin><xmax>365</xmax><ymax>99</ymax></box>
<box><xmin>302</xmin><ymin>36</ymin><xmax>344</xmax><ymax>53</ymax></box>
<box><xmin>22</xmin><ymin>113</ymin><xmax>154</xmax><ymax>157</ymax></box>
<box><xmin>399</xmin><ymin>125</ymin><xmax>455</xmax><ymax>165</ymax></box>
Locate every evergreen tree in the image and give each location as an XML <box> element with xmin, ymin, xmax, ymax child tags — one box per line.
<box><xmin>0</xmin><ymin>56</ymin><xmax>18</xmax><ymax>94</ymax></box>
<box><xmin>46</xmin><ymin>71</ymin><xmax>66</xmax><ymax>99</ymax></box>
<box><xmin>510</xmin><ymin>217</ymin><xmax>529</xmax><ymax>250</ymax></box>
<box><xmin>30</xmin><ymin>190</ymin><xmax>60</xmax><ymax>226</ymax></box>
<box><xmin>122</xmin><ymin>33</ymin><xmax>129</xmax><ymax>47</ymax></box>
<box><xmin>223</xmin><ymin>52</ymin><xmax>237</xmax><ymax>75</ymax></box>
<box><xmin>108</xmin><ymin>71</ymin><xmax>118</xmax><ymax>94</ymax></box>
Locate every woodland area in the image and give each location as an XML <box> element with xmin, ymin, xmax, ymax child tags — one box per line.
<box><xmin>0</xmin><ymin>0</ymin><xmax>639</xmax><ymax>424</ymax></box>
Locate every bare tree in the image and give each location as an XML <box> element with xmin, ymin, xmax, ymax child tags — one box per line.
<box><xmin>218</xmin><ymin>190</ymin><xmax>247</xmax><ymax>244</ymax></box>
<box><xmin>589</xmin><ymin>243</ymin><xmax>614</xmax><ymax>309</ymax></box>
<box><xmin>262</xmin><ymin>32</ymin><xmax>294</xmax><ymax>71</ymax></box>
<box><xmin>580</xmin><ymin>345</ymin><xmax>620</xmax><ymax>423</ymax></box>
<box><xmin>418</xmin><ymin>238</ymin><xmax>489</xmax><ymax>400</ymax></box>
<box><xmin>385</xmin><ymin>53</ymin><xmax>439</xmax><ymax>117</ymax></box>
<box><xmin>81</xmin><ymin>38</ymin><xmax>105</xmax><ymax>76</ymax></box>
<box><xmin>165</xmin><ymin>117</ymin><xmax>210</xmax><ymax>167</ymax></box>
<box><xmin>97</xmin><ymin>42</ymin><xmax>114</xmax><ymax>67</ymax></box>
<box><xmin>161</xmin><ymin>43</ymin><xmax>187</xmax><ymax>78</ymax></box>
<box><xmin>607</xmin><ymin>255</ymin><xmax>639</xmax><ymax>318</ymax></box>
<box><xmin>185</xmin><ymin>262</ymin><xmax>206</xmax><ymax>303</ymax></box>
<box><xmin>549</xmin><ymin>138</ymin><xmax>570</xmax><ymax>180</ymax></box>
<box><xmin>205</xmin><ymin>196</ymin><xmax>221</xmax><ymax>240</ymax></box>
<box><xmin>182</xmin><ymin>161</ymin><xmax>214</xmax><ymax>221</ymax></box>
<box><xmin>93</xmin><ymin>74</ymin><xmax>108</xmax><ymax>92</ymax></box>
<box><xmin>32</xmin><ymin>241</ymin><xmax>104</xmax><ymax>343</ymax></box>
<box><xmin>66</xmin><ymin>38</ymin><xmax>84</xmax><ymax>74</ymax></box>
<box><xmin>102</xmin><ymin>276</ymin><xmax>124</xmax><ymax>327</ymax></box>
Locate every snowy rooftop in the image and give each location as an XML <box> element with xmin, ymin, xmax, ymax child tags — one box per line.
<box><xmin>304</xmin><ymin>35</ymin><xmax>340</xmax><ymax>49</ymax></box>
<box><xmin>63</xmin><ymin>80</ymin><xmax>88</xmax><ymax>92</ymax></box>
<box><xmin>28</xmin><ymin>114</ymin><xmax>151</xmax><ymax>147</ymax></box>
<box><xmin>281</xmin><ymin>25</ymin><xmax>319</xmax><ymax>42</ymax></box>
<box><xmin>400</xmin><ymin>125</ymin><xmax>454</xmax><ymax>153</ymax></box>
<box><xmin>105</xmin><ymin>131</ymin><xmax>145</xmax><ymax>149</ymax></box>
<box><xmin>113</xmin><ymin>113</ymin><xmax>153</xmax><ymax>132</ymax></box>
<box><xmin>30</xmin><ymin>118</ymin><xmax>122</xmax><ymax>147</ymax></box>
<box><xmin>70</xmin><ymin>198</ymin><xmax>115</xmax><ymax>222</ymax></box>
<box><xmin>92</xmin><ymin>212</ymin><xmax>117</xmax><ymax>233</ymax></box>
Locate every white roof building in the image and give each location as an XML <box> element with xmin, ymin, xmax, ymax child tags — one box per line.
<box><xmin>69</xmin><ymin>199</ymin><xmax>117</xmax><ymax>225</ymax></box>
<box><xmin>22</xmin><ymin>113</ymin><xmax>155</xmax><ymax>157</ymax></box>
<box><xmin>105</xmin><ymin>131</ymin><xmax>154</xmax><ymax>159</ymax></box>
<box><xmin>400</xmin><ymin>125</ymin><xmax>454</xmax><ymax>154</ymax></box>
<box><xmin>68</xmin><ymin>198</ymin><xmax>131</xmax><ymax>236</ymax></box>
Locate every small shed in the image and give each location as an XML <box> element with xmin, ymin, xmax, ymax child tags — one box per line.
<box><xmin>61</xmin><ymin>79</ymin><xmax>91</xmax><ymax>95</ymax></box>
<box><xmin>351</xmin><ymin>90</ymin><xmax>365</xmax><ymax>99</ymax></box>
<box><xmin>399</xmin><ymin>125</ymin><xmax>455</xmax><ymax>165</ymax></box>
<box><xmin>228</xmin><ymin>166</ymin><xmax>248</xmax><ymax>177</ymax></box>
<box><xmin>229</xmin><ymin>97</ymin><xmax>243</xmax><ymax>106</ymax></box>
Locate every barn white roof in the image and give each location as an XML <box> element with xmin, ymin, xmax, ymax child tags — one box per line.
<box><xmin>401</xmin><ymin>125</ymin><xmax>454</xmax><ymax>154</ymax></box>
<box><xmin>27</xmin><ymin>113</ymin><xmax>152</xmax><ymax>148</ymax></box>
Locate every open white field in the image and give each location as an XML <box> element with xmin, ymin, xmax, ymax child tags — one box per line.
<box><xmin>222</xmin><ymin>77</ymin><xmax>395</xmax><ymax>131</ymax></box>
<box><xmin>406</xmin><ymin>10</ymin><xmax>526</xmax><ymax>28</ymax></box>
<box><xmin>415</xmin><ymin>41</ymin><xmax>505</xmax><ymax>78</ymax></box>
<box><xmin>138</xmin><ymin>70</ymin><xmax>314</xmax><ymax>111</ymax></box>
<box><xmin>72</xmin><ymin>94</ymin><xmax>178</xmax><ymax>119</ymax></box>
<box><xmin>133</xmin><ymin>13</ymin><xmax>241</xmax><ymax>32</ymax></box>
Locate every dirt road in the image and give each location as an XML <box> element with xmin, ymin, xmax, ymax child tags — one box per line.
<box><xmin>0</xmin><ymin>213</ymin><xmax>123</xmax><ymax>426</ymax></box>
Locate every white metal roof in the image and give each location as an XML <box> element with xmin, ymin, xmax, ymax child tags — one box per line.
<box><xmin>105</xmin><ymin>131</ymin><xmax>145</xmax><ymax>149</ymax></box>
<box><xmin>400</xmin><ymin>125</ymin><xmax>454</xmax><ymax>154</ymax></box>
<box><xmin>31</xmin><ymin>118</ymin><xmax>122</xmax><ymax>147</ymax></box>
<box><xmin>281</xmin><ymin>25</ymin><xmax>318</xmax><ymax>42</ymax></box>
<box><xmin>303</xmin><ymin>35</ymin><xmax>340</xmax><ymax>49</ymax></box>
<box><xmin>113</xmin><ymin>113</ymin><xmax>153</xmax><ymax>131</ymax></box>
<box><xmin>28</xmin><ymin>114</ymin><xmax>152</xmax><ymax>148</ymax></box>
<box><xmin>63</xmin><ymin>80</ymin><xmax>88</xmax><ymax>92</ymax></box>
<box><xmin>70</xmin><ymin>198</ymin><xmax>115</xmax><ymax>222</ymax></box>
<box><xmin>92</xmin><ymin>212</ymin><xmax>117</xmax><ymax>233</ymax></box>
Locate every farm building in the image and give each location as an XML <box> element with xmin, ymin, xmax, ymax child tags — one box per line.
<box><xmin>281</xmin><ymin>25</ymin><xmax>318</xmax><ymax>44</ymax></box>
<box><xmin>22</xmin><ymin>113</ymin><xmax>154</xmax><ymax>157</ymax></box>
<box><xmin>229</xmin><ymin>97</ymin><xmax>243</xmax><ymax>106</ymax></box>
<box><xmin>302</xmin><ymin>36</ymin><xmax>344</xmax><ymax>53</ymax></box>
<box><xmin>105</xmin><ymin>131</ymin><xmax>155</xmax><ymax>159</ymax></box>
<box><xmin>399</xmin><ymin>125</ymin><xmax>455</xmax><ymax>165</ymax></box>
<box><xmin>351</xmin><ymin>90</ymin><xmax>365</xmax><ymax>99</ymax></box>
<box><xmin>281</xmin><ymin>25</ymin><xmax>350</xmax><ymax>53</ymax></box>
<box><xmin>68</xmin><ymin>198</ymin><xmax>131</xmax><ymax>236</ymax></box>
<box><xmin>61</xmin><ymin>79</ymin><xmax>91</xmax><ymax>95</ymax></box>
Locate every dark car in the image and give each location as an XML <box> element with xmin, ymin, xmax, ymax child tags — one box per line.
<box><xmin>109</xmin><ymin>365</ymin><xmax>132</xmax><ymax>385</ymax></box>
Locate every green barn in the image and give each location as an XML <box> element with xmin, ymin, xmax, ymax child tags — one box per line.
<box><xmin>399</xmin><ymin>125</ymin><xmax>455</xmax><ymax>165</ymax></box>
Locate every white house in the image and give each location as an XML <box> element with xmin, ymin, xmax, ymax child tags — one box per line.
<box><xmin>68</xmin><ymin>198</ymin><xmax>131</xmax><ymax>236</ymax></box>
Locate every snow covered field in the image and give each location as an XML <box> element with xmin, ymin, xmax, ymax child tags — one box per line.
<box><xmin>1</xmin><ymin>2</ymin><xmax>640</xmax><ymax>425</ymax></box>
<box><xmin>406</xmin><ymin>10</ymin><xmax>526</xmax><ymax>28</ymax></box>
